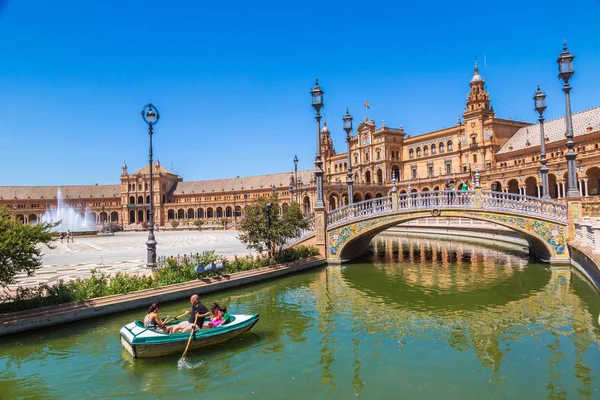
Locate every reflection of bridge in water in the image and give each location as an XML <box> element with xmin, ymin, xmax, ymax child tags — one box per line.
<box><xmin>309</xmin><ymin>237</ymin><xmax>599</xmax><ymax>395</ymax></box>
<box><xmin>288</xmin><ymin>189</ymin><xmax>572</xmax><ymax>264</ymax></box>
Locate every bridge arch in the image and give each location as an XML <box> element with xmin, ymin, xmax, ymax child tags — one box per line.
<box><xmin>322</xmin><ymin>191</ymin><xmax>568</xmax><ymax>265</ymax></box>
<box><xmin>329</xmin><ymin>211</ymin><xmax>562</xmax><ymax>264</ymax></box>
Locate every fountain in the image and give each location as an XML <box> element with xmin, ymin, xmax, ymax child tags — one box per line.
<box><xmin>41</xmin><ymin>188</ymin><xmax>97</xmax><ymax>233</ymax></box>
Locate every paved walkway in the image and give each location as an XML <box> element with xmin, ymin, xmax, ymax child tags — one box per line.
<box><xmin>9</xmin><ymin>230</ymin><xmax>252</xmax><ymax>289</ymax></box>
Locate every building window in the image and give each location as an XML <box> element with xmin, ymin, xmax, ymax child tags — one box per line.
<box><xmin>411</xmin><ymin>166</ymin><xmax>417</xmax><ymax>179</ymax></box>
<box><xmin>473</xmin><ymin>154</ymin><xmax>477</xmax><ymax>163</ymax></box>
<box><xmin>445</xmin><ymin>162</ymin><xmax>452</xmax><ymax>175</ymax></box>
<box><xmin>428</xmin><ymin>165</ymin><xmax>434</xmax><ymax>177</ymax></box>
<box><xmin>447</xmin><ymin>141</ymin><xmax>453</xmax><ymax>152</ymax></box>
<box><xmin>424</xmin><ymin>146</ymin><xmax>429</xmax><ymax>156</ymax></box>
<box><xmin>416</xmin><ymin>147</ymin><xmax>421</xmax><ymax>157</ymax></box>
<box><xmin>376</xmin><ymin>150</ymin><xmax>381</xmax><ymax>160</ymax></box>
<box><xmin>439</xmin><ymin>143</ymin><xmax>445</xmax><ymax>153</ymax></box>
<box><xmin>431</xmin><ymin>144</ymin><xmax>436</xmax><ymax>155</ymax></box>
<box><xmin>409</xmin><ymin>149</ymin><xmax>414</xmax><ymax>159</ymax></box>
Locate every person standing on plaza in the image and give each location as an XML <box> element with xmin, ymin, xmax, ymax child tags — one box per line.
<box><xmin>172</xmin><ymin>294</ymin><xmax>211</xmax><ymax>333</ymax></box>
<box><xmin>67</xmin><ymin>230</ymin><xmax>73</xmax><ymax>243</ymax></box>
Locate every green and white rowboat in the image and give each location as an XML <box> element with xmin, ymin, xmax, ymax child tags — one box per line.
<box><xmin>119</xmin><ymin>313</ymin><xmax>259</xmax><ymax>358</ymax></box>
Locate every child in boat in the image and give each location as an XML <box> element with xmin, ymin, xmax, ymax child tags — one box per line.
<box><xmin>208</xmin><ymin>303</ymin><xmax>224</xmax><ymax>328</ymax></box>
<box><xmin>143</xmin><ymin>303</ymin><xmax>174</xmax><ymax>334</ymax></box>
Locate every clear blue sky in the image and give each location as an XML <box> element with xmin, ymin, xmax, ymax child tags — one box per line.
<box><xmin>1</xmin><ymin>0</ymin><xmax>599</xmax><ymax>186</ymax></box>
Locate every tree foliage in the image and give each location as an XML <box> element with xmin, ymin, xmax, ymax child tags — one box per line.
<box><xmin>238</xmin><ymin>196</ymin><xmax>309</xmax><ymax>254</ymax></box>
<box><xmin>0</xmin><ymin>208</ymin><xmax>57</xmax><ymax>287</ymax></box>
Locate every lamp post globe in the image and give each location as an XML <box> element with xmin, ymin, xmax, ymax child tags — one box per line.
<box><xmin>141</xmin><ymin>103</ymin><xmax>160</xmax><ymax>268</ymax></box>
<box><xmin>310</xmin><ymin>78</ymin><xmax>325</xmax><ymax>209</ymax></box>
<box><xmin>534</xmin><ymin>86</ymin><xmax>550</xmax><ymax>200</ymax></box>
<box><xmin>343</xmin><ymin>108</ymin><xmax>354</xmax><ymax>204</ymax></box>
<box><xmin>556</xmin><ymin>41</ymin><xmax>579</xmax><ymax>197</ymax></box>
<box><xmin>293</xmin><ymin>155</ymin><xmax>299</xmax><ymax>203</ymax></box>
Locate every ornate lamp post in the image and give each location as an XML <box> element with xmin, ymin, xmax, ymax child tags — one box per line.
<box><xmin>534</xmin><ymin>85</ymin><xmax>551</xmax><ymax>200</ymax></box>
<box><xmin>311</xmin><ymin>79</ymin><xmax>325</xmax><ymax>209</ymax></box>
<box><xmin>141</xmin><ymin>103</ymin><xmax>160</xmax><ymax>268</ymax></box>
<box><xmin>557</xmin><ymin>41</ymin><xmax>579</xmax><ymax>197</ymax></box>
<box><xmin>272</xmin><ymin>184</ymin><xmax>277</xmax><ymax>198</ymax></box>
<box><xmin>265</xmin><ymin>202</ymin><xmax>272</xmax><ymax>257</ymax></box>
<box><xmin>294</xmin><ymin>155</ymin><xmax>299</xmax><ymax>203</ymax></box>
<box><xmin>343</xmin><ymin>108</ymin><xmax>354</xmax><ymax>204</ymax></box>
<box><xmin>233</xmin><ymin>190</ymin><xmax>237</xmax><ymax>224</ymax></box>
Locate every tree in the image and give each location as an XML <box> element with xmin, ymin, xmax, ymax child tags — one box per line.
<box><xmin>0</xmin><ymin>208</ymin><xmax>56</xmax><ymax>287</ymax></box>
<box><xmin>238</xmin><ymin>196</ymin><xmax>309</xmax><ymax>255</ymax></box>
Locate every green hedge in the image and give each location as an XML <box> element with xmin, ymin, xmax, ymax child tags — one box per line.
<box><xmin>0</xmin><ymin>246</ymin><xmax>320</xmax><ymax>313</ymax></box>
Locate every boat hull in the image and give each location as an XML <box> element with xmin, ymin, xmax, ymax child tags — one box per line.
<box><xmin>120</xmin><ymin>314</ymin><xmax>259</xmax><ymax>358</ymax></box>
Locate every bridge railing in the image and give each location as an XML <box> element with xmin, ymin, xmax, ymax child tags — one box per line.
<box><xmin>327</xmin><ymin>190</ymin><xmax>568</xmax><ymax>228</ymax></box>
<box><xmin>282</xmin><ymin>217</ymin><xmax>315</xmax><ymax>248</ymax></box>
<box><xmin>327</xmin><ymin>197</ymin><xmax>393</xmax><ymax>226</ymax></box>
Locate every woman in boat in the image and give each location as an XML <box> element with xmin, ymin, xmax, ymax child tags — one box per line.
<box><xmin>143</xmin><ymin>303</ymin><xmax>174</xmax><ymax>334</ymax></box>
<box><xmin>208</xmin><ymin>303</ymin><xmax>224</xmax><ymax>328</ymax></box>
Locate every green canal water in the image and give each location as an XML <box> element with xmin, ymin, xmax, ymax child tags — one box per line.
<box><xmin>2</xmin><ymin>235</ymin><xmax>600</xmax><ymax>399</ymax></box>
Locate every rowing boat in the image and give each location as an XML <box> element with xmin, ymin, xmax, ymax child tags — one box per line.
<box><xmin>119</xmin><ymin>313</ymin><xmax>259</xmax><ymax>358</ymax></box>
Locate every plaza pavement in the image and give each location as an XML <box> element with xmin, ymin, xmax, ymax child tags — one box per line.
<box><xmin>9</xmin><ymin>230</ymin><xmax>253</xmax><ymax>290</ymax></box>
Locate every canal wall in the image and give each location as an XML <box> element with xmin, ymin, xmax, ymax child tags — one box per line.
<box><xmin>568</xmin><ymin>243</ymin><xmax>600</xmax><ymax>291</ymax></box>
<box><xmin>0</xmin><ymin>257</ymin><xmax>326</xmax><ymax>337</ymax></box>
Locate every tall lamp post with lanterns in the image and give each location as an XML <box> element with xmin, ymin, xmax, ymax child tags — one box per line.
<box><xmin>311</xmin><ymin>79</ymin><xmax>325</xmax><ymax>209</ymax></box>
<box><xmin>294</xmin><ymin>155</ymin><xmax>299</xmax><ymax>203</ymax></box>
<box><xmin>343</xmin><ymin>108</ymin><xmax>354</xmax><ymax>204</ymax></box>
<box><xmin>557</xmin><ymin>41</ymin><xmax>579</xmax><ymax>197</ymax></box>
<box><xmin>141</xmin><ymin>104</ymin><xmax>160</xmax><ymax>268</ymax></box>
<box><xmin>534</xmin><ymin>85</ymin><xmax>551</xmax><ymax>200</ymax></box>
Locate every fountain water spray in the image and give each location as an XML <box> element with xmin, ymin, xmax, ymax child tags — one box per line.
<box><xmin>41</xmin><ymin>188</ymin><xmax>96</xmax><ymax>232</ymax></box>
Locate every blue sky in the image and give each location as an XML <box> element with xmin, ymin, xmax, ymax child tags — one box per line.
<box><xmin>1</xmin><ymin>0</ymin><xmax>599</xmax><ymax>186</ymax></box>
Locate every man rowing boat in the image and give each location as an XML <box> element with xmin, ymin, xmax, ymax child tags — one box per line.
<box><xmin>172</xmin><ymin>294</ymin><xmax>212</xmax><ymax>333</ymax></box>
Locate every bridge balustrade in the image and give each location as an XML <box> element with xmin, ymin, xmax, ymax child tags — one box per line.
<box><xmin>282</xmin><ymin>217</ymin><xmax>315</xmax><ymax>248</ymax></box>
<box><xmin>327</xmin><ymin>197</ymin><xmax>392</xmax><ymax>226</ymax></box>
<box><xmin>326</xmin><ymin>190</ymin><xmax>568</xmax><ymax>229</ymax></box>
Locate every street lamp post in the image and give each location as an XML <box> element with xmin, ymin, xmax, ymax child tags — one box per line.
<box><xmin>534</xmin><ymin>85</ymin><xmax>551</xmax><ymax>200</ymax></box>
<box><xmin>311</xmin><ymin>79</ymin><xmax>325</xmax><ymax>209</ymax></box>
<box><xmin>557</xmin><ymin>40</ymin><xmax>579</xmax><ymax>197</ymax></box>
<box><xmin>343</xmin><ymin>108</ymin><xmax>354</xmax><ymax>204</ymax></box>
<box><xmin>265</xmin><ymin>202</ymin><xmax>272</xmax><ymax>257</ymax></box>
<box><xmin>233</xmin><ymin>190</ymin><xmax>237</xmax><ymax>225</ymax></box>
<box><xmin>141</xmin><ymin>103</ymin><xmax>160</xmax><ymax>268</ymax></box>
<box><xmin>294</xmin><ymin>155</ymin><xmax>299</xmax><ymax>203</ymax></box>
<box><xmin>272</xmin><ymin>184</ymin><xmax>277</xmax><ymax>198</ymax></box>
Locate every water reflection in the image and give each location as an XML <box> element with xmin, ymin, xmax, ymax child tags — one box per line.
<box><xmin>1</xmin><ymin>236</ymin><xmax>600</xmax><ymax>399</ymax></box>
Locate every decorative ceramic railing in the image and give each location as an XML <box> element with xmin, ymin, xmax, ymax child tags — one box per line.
<box><xmin>282</xmin><ymin>217</ymin><xmax>315</xmax><ymax>248</ymax></box>
<box><xmin>326</xmin><ymin>190</ymin><xmax>568</xmax><ymax>229</ymax></box>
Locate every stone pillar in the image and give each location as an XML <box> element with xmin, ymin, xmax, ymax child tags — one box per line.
<box><xmin>567</xmin><ymin>200</ymin><xmax>582</xmax><ymax>241</ymax></box>
<box><xmin>592</xmin><ymin>218</ymin><xmax>600</xmax><ymax>255</ymax></box>
<box><xmin>583</xmin><ymin>178</ymin><xmax>589</xmax><ymax>197</ymax></box>
<box><xmin>314</xmin><ymin>208</ymin><xmax>328</xmax><ymax>258</ymax></box>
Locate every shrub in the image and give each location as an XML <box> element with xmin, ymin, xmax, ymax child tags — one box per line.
<box><xmin>0</xmin><ymin>245</ymin><xmax>320</xmax><ymax>313</ymax></box>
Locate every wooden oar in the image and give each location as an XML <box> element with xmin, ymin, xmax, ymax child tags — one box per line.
<box><xmin>179</xmin><ymin>314</ymin><xmax>199</xmax><ymax>364</ymax></box>
<box><xmin>163</xmin><ymin>312</ymin><xmax>188</xmax><ymax>324</ymax></box>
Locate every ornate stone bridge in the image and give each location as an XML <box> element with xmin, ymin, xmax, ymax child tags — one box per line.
<box><xmin>286</xmin><ymin>188</ymin><xmax>579</xmax><ymax>264</ymax></box>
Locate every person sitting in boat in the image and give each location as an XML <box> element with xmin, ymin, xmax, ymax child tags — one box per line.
<box><xmin>143</xmin><ymin>303</ymin><xmax>174</xmax><ymax>334</ymax></box>
<box><xmin>219</xmin><ymin>305</ymin><xmax>231</xmax><ymax>325</ymax></box>
<box><xmin>208</xmin><ymin>303</ymin><xmax>224</xmax><ymax>328</ymax></box>
<box><xmin>172</xmin><ymin>294</ymin><xmax>211</xmax><ymax>333</ymax></box>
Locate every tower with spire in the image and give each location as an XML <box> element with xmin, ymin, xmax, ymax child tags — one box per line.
<box><xmin>463</xmin><ymin>60</ymin><xmax>494</xmax><ymax>121</ymax></box>
<box><xmin>320</xmin><ymin>120</ymin><xmax>336</xmax><ymax>159</ymax></box>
